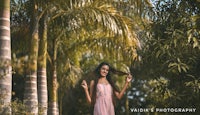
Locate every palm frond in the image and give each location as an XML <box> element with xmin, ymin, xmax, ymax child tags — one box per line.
<box><xmin>50</xmin><ymin>0</ymin><xmax>140</xmax><ymax>48</ymax></box>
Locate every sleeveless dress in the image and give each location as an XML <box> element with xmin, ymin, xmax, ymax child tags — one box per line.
<box><xmin>93</xmin><ymin>83</ymin><xmax>115</xmax><ymax>115</ymax></box>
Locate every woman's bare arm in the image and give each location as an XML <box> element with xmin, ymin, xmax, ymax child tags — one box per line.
<box><xmin>81</xmin><ymin>80</ymin><xmax>91</xmax><ymax>104</ymax></box>
<box><xmin>115</xmin><ymin>74</ymin><xmax>132</xmax><ymax>100</ymax></box>
<box><xmin>81</xmin><ymin>80</ymin><xmax>95</xmax><ymax>104</ymax></box>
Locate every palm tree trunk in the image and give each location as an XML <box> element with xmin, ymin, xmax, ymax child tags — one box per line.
<box><xmin>48</xmin><ymin>39</ymin><xmax>59</xmax><ymax>115</ymax></box>
<box><xmin>23</xmin><ymin>0</ymin><xmax>39</xmax><ymax>114</ymax></box>
<box><xmin>38</xmin><ymin>13</ymin><xmax>48</xmax><ymax>115</ymax></box>
<box><xmin>0</xmin><ymin>0</ymin><xmax>12</xmax><ymax>114</ymax></box>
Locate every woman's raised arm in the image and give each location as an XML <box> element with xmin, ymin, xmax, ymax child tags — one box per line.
<box><xmin>115</xmin><ymin>74</ymin><xmax>132</xmax><ymax>100</ymax></box>
<box><xmin>81</xmin><ymin>80</ymin><xmax>95</xmax><ymax>104</ymax></box>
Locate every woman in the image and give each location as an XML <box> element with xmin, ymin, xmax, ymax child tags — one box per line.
<box><xmin>81</xmin><ymin>62</ymin><xmax>132</xmax><ymax>115</ymax></box>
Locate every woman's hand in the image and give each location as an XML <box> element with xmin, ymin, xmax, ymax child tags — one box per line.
<box><xmin>81</xmin><ymin>80</ymin><xmax>88</xmax><ymax>90</ymax></box>
<box><xmin>126</xmin><ymin>74</ymin><xmax>132</xmax><ymax>83</ymax></box>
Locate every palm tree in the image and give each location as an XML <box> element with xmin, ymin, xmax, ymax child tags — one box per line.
<box><xmin>23</xmin><ymin>0</ymin><xmax>39</xmax><ymax>114</ymax></box>
<box><xmin>37</xmin><ymin>13</ymin><xmax>48</xmax><ymax>115</ymax></box>
<box><xmin>47</xmin><ymin>35</ymin><xmax>60</xmax><ymax>115</ymax></box>
<box><xmin>0</xmin><ymin>0</ymin><xmax>12</xmax><ymax>114</ymax></box>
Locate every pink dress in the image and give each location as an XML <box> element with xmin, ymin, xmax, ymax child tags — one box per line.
<box><xmin>93</xmin><ymin>83</ymin><xmax>115</xmax><ymax>115</ymax></box>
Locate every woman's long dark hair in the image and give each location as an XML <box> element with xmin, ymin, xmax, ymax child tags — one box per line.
<box><xmin>91</xmin><ymin>62</ymin><xmax>129</xmax><ymax>106</ymax></box>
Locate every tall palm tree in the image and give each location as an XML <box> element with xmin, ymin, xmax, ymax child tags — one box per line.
<box><xmin>47</xmin><ymin>36</ymin><xmax>60</xmax><ymax>115</ymax></box>
<box><xmin>23</xmin><ymin>0</ymin><xmax>39</xmax><ymax>114</ymax></box>
<box><xmin>37</xmin><ymin>13</ymin><xmax>48</xmax><ymax>115</ymax></box>
<box><xmin>0</xmin><ymin>0</ymin><xmax>12</xmax><ymax>114</ymax></box>
<box><xmin>47</xmin><ymin>26</ymin><xmax>67</xmax><ymax>115</ymax></box>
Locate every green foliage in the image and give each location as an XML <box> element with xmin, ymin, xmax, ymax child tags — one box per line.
<box><xmin>134</xmin><ymin>0</ymin><xmax>200</xmax><ymax>111</ymax></box>
<box><xmin>146</xmin><ymin>77</ymin><xmax>176</xmax><ymax>107</ymax></box>
<box><xmin>168</xmin><ymin>58</ymin><xmax>189</xmax><ymax>73</ymax></box>
<box><xmin>185</xmin><ymin>76</ymin><xmax>200</xmax><ymax>94</ymax></box>
<box><xmin>12</xmin><ymin>55</ymin><xmax>28</xmax><ymax>75</ymax></box>
<box><xmin>0</xmin><ymin>99</ymin><xmax>46</xmax><ymax>115</ymax></box>
<box><xmin>11</xmin><ymin>99</ymin><xmax>27</xmax><ymax>115</ymax></box>
<box><xmin>6</xmin><ymin>99</ymin><xmax>45</xmax><ymax>115</ymax></box>
<box><xmin>0</xmin><ymin>59</ymin><xmax>12</xmax><ymax>78</ymax></box>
